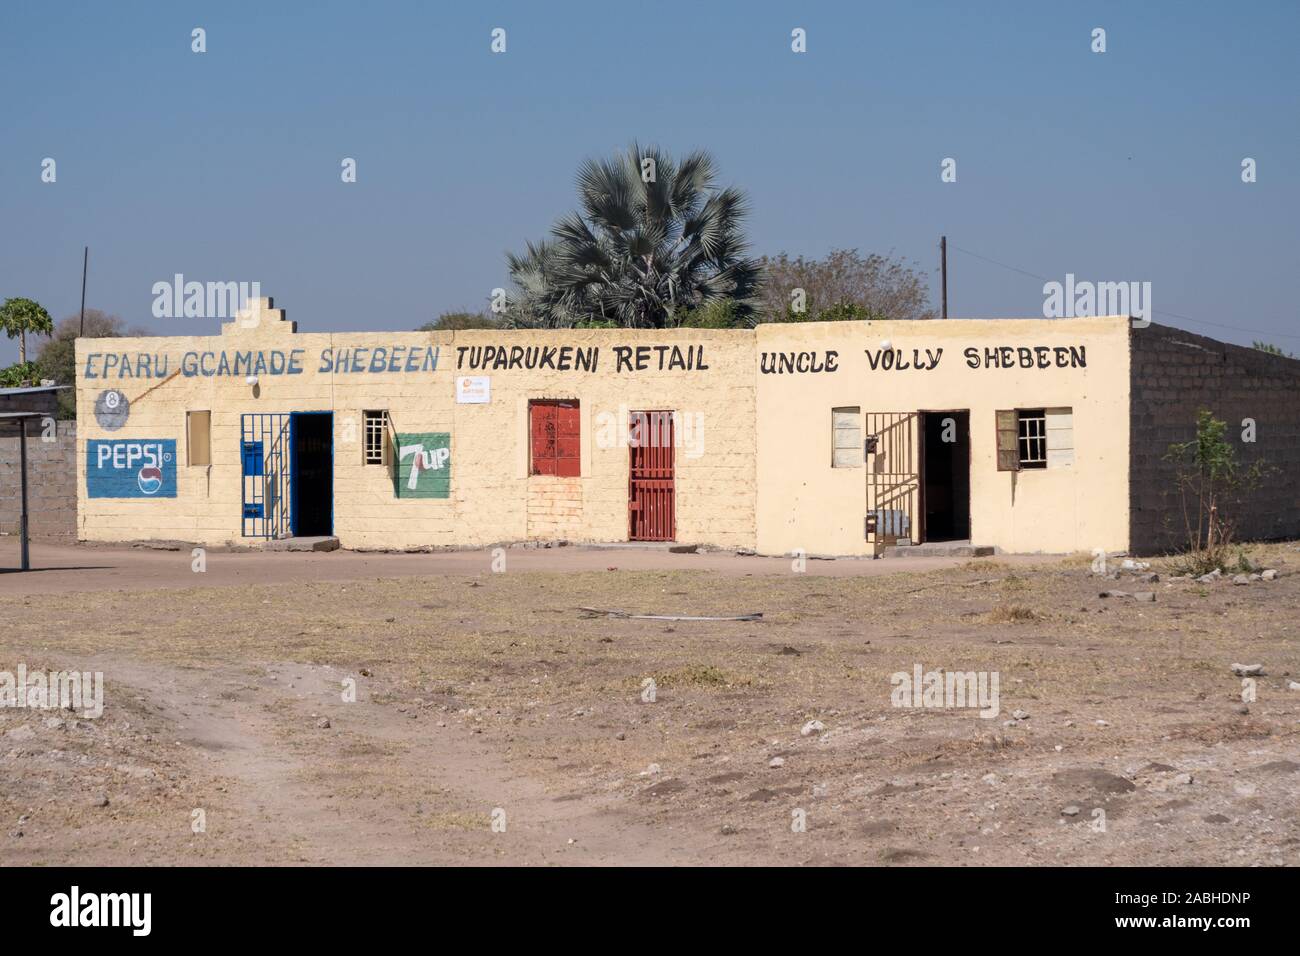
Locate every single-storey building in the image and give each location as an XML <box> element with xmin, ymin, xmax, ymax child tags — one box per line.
<box><xmin>73</xmin><ymin>298</ymin><xmax>1300</xmax><ymax>556</ymax></box>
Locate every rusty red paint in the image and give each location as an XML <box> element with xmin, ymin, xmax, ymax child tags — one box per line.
<box><xmin>629</xmin><ymin>410</ymin><xmax>674</xmax><ymax>541</ymax></box>
<box><xmin>530</xmin><ymin>400</ymin><xmax>580</xmax><ymax>477</ymax></box>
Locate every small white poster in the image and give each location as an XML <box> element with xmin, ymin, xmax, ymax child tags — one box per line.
<box><xmin>456</xmin><ymin>376</ymin><xmax>490</xmax><ymax>404</ymax></box>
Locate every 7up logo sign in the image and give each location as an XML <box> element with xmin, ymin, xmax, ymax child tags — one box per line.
<box><xmin>395</xmin><ymin>432</ymin><xmax>451</xmax><ymax>498</ymax></box>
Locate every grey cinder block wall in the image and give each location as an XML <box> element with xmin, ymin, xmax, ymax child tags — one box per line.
<box><xmin>1129</xmin><ymin>324</ymin><xmax>1300</xmax><ymax>554</ymax></box>
<box><xmin>0</xmin><ymin>420</ymin><xmax>77</xmax><ymax>540</ymax></box>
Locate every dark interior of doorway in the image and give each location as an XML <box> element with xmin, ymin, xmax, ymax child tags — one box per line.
<box><xmin>292</xmin><ymin>412</ymin><xmax>333</xmax><ymax>537</ymax></box>
<box><xmin>921</xmin><ymin>410</ymin><xmax>970</xmax><ymax>542</ymax></box>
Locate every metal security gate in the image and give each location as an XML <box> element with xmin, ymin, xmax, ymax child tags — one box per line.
<box><xmin>629</xmin><ymin>410</ymin><xmax>675</xmax><ymax>541</ymax></box>
<box><xmin>241</xmin><ymin>413</ymin><xmax>292</xmax><ymax>538</ymax></box>
<box><xmin>864</xmin><ymin>412</ymin><xmax>918</xmax><ymax>555</ymax></box>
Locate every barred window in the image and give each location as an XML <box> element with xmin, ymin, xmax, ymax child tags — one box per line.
<box><xmin>364</xmin><ymin>410</ymin><xmax>388</xmax><ymax>465</ymax></box>
<box><xmin>1017</xmin><ymin>409</ymin><xmax>1047</xmax><ymax>469</ymax></box>
<box><xmin>997</xmin><ymin>408</ymin><xmax>1073</xmax><ymax>471</ymax></box>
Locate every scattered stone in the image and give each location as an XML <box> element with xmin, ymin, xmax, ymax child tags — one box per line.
<box><xmin>800</xmin><ymin>720</ymin><xmax>826</xmax><ymax>736</ymax></box>
<box><xmin>1231</xmin><ymin>663</ymin><xmax>1265</xmax><ymax>677</ymax></box>
<box><xmin>4</xmin><ymin>725</ymin><xmax>35</xmax><ymax>741</ymax></box>
<box><xmin>43</xmin><ymin>717</ymin><xmax>65</xmax><ymax>730</ymax></box>
<box><xmin>1061</xmin><ymin>805</ymin><xmax>1081</xmax><ymax>816</ymax></box>
<box><xmin>1249</xmin><ymin>573</ymin><xmax>1262</xmax><ymax>582</ymax></box>
<box><xmin>1099</xmin><ymin>590</ymin><xmax>1130</xmax><ymax>599</ymax></box>
<box><xmin>615</xmin><ymin>732</ymin><xmax>626</xmax><ymax>741</ymax></box>
<box><xmin>1288</xmin><ymin>681</ymin><xmax>1300</xmax><ymax>692</ymax></box>
<box><xmin>316</xmin><ymin>717</ymin><xmax>331</xmax><ymax>729</ymax></box>
<box><xmin>1121</xmin><ymin>559</ymin><xmax>1150</xmax><ymax>571</ymax></box>
<box><xmin>1134</xmin><ymin>572</ymin><xmax>1160</xmax><ymax>584</ymax></box>
<box><xmin>1094</xmin><ymin>719</ymin><xmax>1110</xmax><ymax>728</ymax></box>
<box><xmin>768</xmin><ymin>756</ymin><xmax>786</xmax><ymax>768</ymax></box>
<box><xmin>1134</xmin><ymin>591</ymin><xmax>1156</xmax><ymax>603</ymax></box>
<box><xmin>1261</xmin><ymin>569</ymin><xmax>1279</xmax><ymax>581</ymax></box>
<box><xmin>720</xmin><ymin>823</ymin><xmax>738</xmax><ymax>835</ymax></box>
<box><xmin>1232</xmin><ymin>574</ymin><xmax>1251</xmax><ymax>586</ymax></box>
<box><xmin>1172</xmin><ymin>773</ymin><xmax>1193</xmax><ymax>786</ymax></box>
<box><xmin>981</xmin><ymin>772</ymin><xmax>999</xmax><ymax>785</ymax></box>
<box><xmin>641</xmin><ymin>763</ymin><xmax>662</xmax><ymax>776</ymax></box>
<box><xmin>1012</xmin><ymin>709</ymin><xmax>1030</xmax><ymax>721</ymax></box>
<box><xmin>91</xmin><ymin>793</ymin><xmax>109</xmax><ymax>808</ymax></box>
<box><xmin>1203</xmin><ymin>813</ymin><xmax>1230</xmax><ymax>824</ymax></box>
<box><xmin>1195</xmin><ymin>574</ymin><xmax>1218</xmax><ymax>585</ymax></box>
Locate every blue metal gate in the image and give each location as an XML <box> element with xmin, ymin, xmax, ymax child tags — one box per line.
<box><xmin>241</xmin><ymin>413</ymin><xmax>292</xmax><ymax>538</ymax></box>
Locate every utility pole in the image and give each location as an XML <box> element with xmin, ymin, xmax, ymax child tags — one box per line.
<box><xmin>79</xmin><ymin>246</ymin><xmax>88</xmax><ymax>336</ymax></box>
<box><xmin>940</xmin><ymin>236</ymin><xmax>948</xmax><ymax>319</ymax></box>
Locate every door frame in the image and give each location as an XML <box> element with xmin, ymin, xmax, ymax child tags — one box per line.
<box><xmin>290</xmin><ymin>411</ymin><xmax>334</xmax><ymax>537</ymax></box>
<box><xmin>628</xmin><ymin>409</ymin><xmax>676</xmax><ymax>542</ymax></box>
<box><xmin>917</xmin><ymin>408</ymin><xmax>972</xmax><ymax>544</ymax></box>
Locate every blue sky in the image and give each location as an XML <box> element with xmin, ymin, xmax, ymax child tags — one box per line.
<box><xmin>2</xmin><ymin>0</ymin><xmax>1297</xmax><ymax>363</ymax></box>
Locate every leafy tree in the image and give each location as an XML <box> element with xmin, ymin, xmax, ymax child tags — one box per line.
<box><xmin>673</xmin><ymin>299</ymin><xmax>746</xmax><ymax>328</ymax></box>
<box><xmin>505</xmin><ymin>144</ymin><xmax>761</xmax><ymax>328</ymax></box>
<box><xmin>755</xmin><ymin>249</ymin><xmax>934</xmax><ymax>323</ymax></box>
<box><xmin>417</xmin><ymin>311</ymin><xmax>503</xmax><ymax>331</ymax></box>
<box><xmin>36</xmin><ymin>310</ymin><xmax>146</xmax><ymax>419</ymax></box>
<box><xmin>0</xmin><ymin>361</ymin><xmax>43</xmax><ymax>388</ymax></box>
<box><xmin>0</xmin><ymin>297</ymin><xmax>54</xmax><ymax>364</ymax></box>
<box><xmin>1164</xmin><ymin>410</ymin><xmax>1271</xmax><ymax>575</ymax></box>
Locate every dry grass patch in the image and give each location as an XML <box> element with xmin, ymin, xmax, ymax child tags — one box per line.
<box><xmin>985</xmin><ymin>604</ymin><xmax>1039</xmax><ymax>624</ymax></box>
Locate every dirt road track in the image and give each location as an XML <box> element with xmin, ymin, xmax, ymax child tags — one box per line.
<box><xmin>0</xmin><ymin>539</ymin><xmax>1059</xmax><ymax>595</ymax></box>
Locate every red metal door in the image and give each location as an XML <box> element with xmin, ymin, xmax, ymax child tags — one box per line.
<box><xmin>629</xmin><ymin>410</ymin><xmax>675</xmax><ymax>541</ymax></box>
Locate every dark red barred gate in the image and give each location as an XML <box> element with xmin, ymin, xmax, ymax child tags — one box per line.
<box><xmin>628</xmin><ymin>410</ymin><xmax>675</xmax><ymax>541</ymax></box>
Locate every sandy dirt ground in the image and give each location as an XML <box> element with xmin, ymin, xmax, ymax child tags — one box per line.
<box><xmin>1</xmin><ymin>540</ymin><xmax>1297</xmax><ymax>866</ymax></box>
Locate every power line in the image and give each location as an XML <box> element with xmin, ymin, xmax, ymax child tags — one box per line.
<box><xmin>948</xmin><ymin>243</ymin><xmax>1300</xmax><ymax>342</ymax></box>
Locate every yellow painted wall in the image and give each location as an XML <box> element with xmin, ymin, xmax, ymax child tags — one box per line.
<box><xmin>75</xmin><ymin>300</ymin><xmax>756</xmax><ymax>550</ymax></box>
<box><xmin>753</xmin><ymin>316</ymin><xmax>1132</xmax><ymax>555</ymax></box>
<box><xmin>74</xmin><ymin>300</ymin><xmax>1131</xmax><ymax>555</ymax></box>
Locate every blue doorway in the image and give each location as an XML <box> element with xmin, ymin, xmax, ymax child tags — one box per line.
<box><xmin>290</xmin><ymin>412</ymin><xmax>333</xmax><ymax>537</ymax></box>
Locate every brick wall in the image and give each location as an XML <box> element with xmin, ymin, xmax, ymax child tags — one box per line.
<box><xmin>0</xmin><ymin>420</ymin><xmax>77</xmax><ymax>540</ymax></box>
<box><xmin>1129</xmin><ymin>324</ymin><xmax>1300</xmax><ymax>553</ymax></box>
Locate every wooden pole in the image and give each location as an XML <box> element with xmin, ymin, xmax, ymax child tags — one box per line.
<box><xmin>940</xmin><ymin>236</ymin><xmax>948</xmax><ymax>319</ymax></box>
<box><xmin>18</xmin><ymin>417</ymin><xmax>30</xmax><ymax>571</ymax></box>
<box><xmin>79</xmin><ymin>246</ymin><xmax>89</xmax><ymax>336</ymax></box>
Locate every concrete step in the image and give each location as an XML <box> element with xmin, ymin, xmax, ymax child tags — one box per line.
<box><xmin>882</xmin><ymin>542</ymin><xmax>995</xmax><ymax>558</ymax></box>
<box><xmin>264</xmin><ymin>536</ymin><xmax>340</xmax><ymax>552</ymax></box>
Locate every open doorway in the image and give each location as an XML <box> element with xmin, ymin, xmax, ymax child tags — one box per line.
<box><xmin>291</xmin><ymin>412</ymin><xmax>333</xmax><ymax>537</ymax></box>
<box><xmin>920</xmin><ymin>410</ymin><xmax>970</xmax><ymax>543</ymax></box>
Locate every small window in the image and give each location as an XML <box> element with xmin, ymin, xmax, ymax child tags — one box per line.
<box><xmin>530</xmin><ymin>400</ymin><xmax>580</xmax><ymax>477</ymax></box>
<box><xmin>997</xmin><ymin>408</ymin><xmax>1073</xmax><ymax>471</ymax></box>
<box><xmin>364</xmin><ymin>410</ymin><xmax>388</xmax><ymax>465</ymax></box>
<box><xmin>1017</xmin><ymin>409</ymin><xmax>1047</xmax><ymax>469</ymax></box>
<box><xmin>831</xmin><ymin>407</ymin><xmax>862</xmax><ymax>468</ymax></box>
<box><xmin>187</xmin><ymin>410</ymin><xmax>211</xmax><ymax>466</ymax></box>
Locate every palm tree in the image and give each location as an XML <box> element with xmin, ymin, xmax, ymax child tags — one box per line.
<box><xmin>506</xmin><ymin>144</ymin><xmax>760</xmax><ymax>328</ymax></box>
<box><xmin>0</xmin><ymin>297</ymin><xmax>54</xmax><ymax>365</ymax></box>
